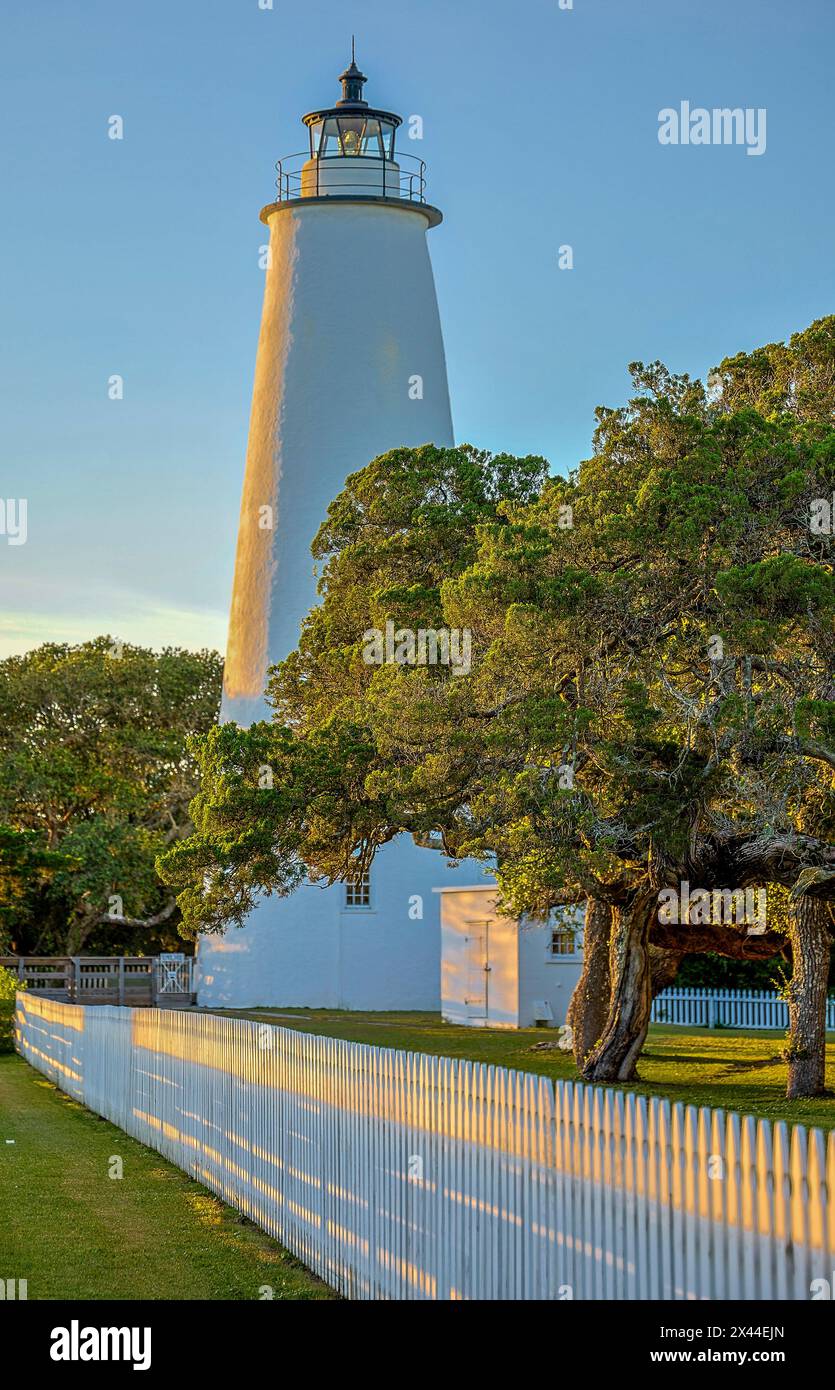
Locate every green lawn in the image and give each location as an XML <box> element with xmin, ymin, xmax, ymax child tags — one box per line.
<box><xmin>208</xmin><ymin>1008</ymin><xmax>835</xmax><ymax>1134</ymax></box>
<box><xmin>0</xmin><ymin>1052</ymin><xmax>335</xmax><ymax>1301</ymax></box>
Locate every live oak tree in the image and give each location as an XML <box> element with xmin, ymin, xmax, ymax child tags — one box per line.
<box><xmin>160</xmin><ymin>319</ymin><xmax>835</xmax><ymax>1099</ymax></box>
<box><xmin>537</xmin><ymin>321</ymin><xmax>835</xmax><ymax>1091</ymax></box>
<box><xmin>0</xmin><ymin>640</ymin><xmax>222</xmax><ymax>955</ymax></box>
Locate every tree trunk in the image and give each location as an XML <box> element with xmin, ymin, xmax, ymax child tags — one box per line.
<box><xmin>581</xmin><ymin>889</ymin><xmax>656</xmax><ymax>1083</ymax></box>
<box><xmin>785</xmin><ymin>895</ymin><xmax>831</xmax><ymax>1100</ymax></box>
<box><xmin>648</xmin><ymin>944</ymin><xmax>684</xmax><ymax>997</ymax></box>
<box><xmin>566</xmin><ymin>899</ymin><xmax>612</xmax><ymax>1068</ymax></box>
<box><xmin>65</xmin><ymin>916</ymin><xmax>94</xmax><ymax>957</ymax></box>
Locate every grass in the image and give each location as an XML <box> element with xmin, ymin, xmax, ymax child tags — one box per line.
<box><xmin>207</xmin><ymin>1007</ymin><xmax>835</xmax><ymax>1134</ymax></box>
<box><xmin>0</xmin><ymin>1052</ymin><xmax>335</xmax><ymax>1301</ymax></box>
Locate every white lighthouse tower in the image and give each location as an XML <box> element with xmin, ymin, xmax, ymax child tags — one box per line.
<box><xmin>196</xmin><ymin>53</ymin><xmax>492</xmax><ymax>1010</ymax></box>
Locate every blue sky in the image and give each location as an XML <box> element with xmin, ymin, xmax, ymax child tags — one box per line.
<box><xmin>1</xmin><ymin>0</ymin><xmax>832</xmax><ymax>657</ymax></box>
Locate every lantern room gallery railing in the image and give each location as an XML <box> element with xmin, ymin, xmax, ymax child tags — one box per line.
<box><xmin>273</xmin><ymin>150</ymin><xmax>428</xmax><ymax>206</ymax></box>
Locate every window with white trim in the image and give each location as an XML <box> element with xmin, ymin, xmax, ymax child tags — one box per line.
<box><xmin>547</xmin><ymin>927</ymin><xmax>577</xmax><ymax>958</ymax></box>
<box><xmin>345</xmin><ymin>868</ymin><xmax>371</xmax><ymax>909</ymax></box>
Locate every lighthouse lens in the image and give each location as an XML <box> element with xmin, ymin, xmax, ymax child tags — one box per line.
<box><xmin>338</xmin><ymin>116</ymin><xmax>365</xmax><ymax>156</ymax></box>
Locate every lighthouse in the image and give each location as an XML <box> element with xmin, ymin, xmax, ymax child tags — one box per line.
<box><xmin>197</xmin><ymin>54</ymin><xmax>492</xmax><ymax>1010</ymax></box>
<box><xmin>221</xmin><ymin>52</ymin><xmax>453</xmax><ymax>726</ymax></box>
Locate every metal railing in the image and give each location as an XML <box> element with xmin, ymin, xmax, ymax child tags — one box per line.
<box><xmin>273</xmin><ymin>150</ymin><xmax>428</xmax><ymax>206</ymax></box>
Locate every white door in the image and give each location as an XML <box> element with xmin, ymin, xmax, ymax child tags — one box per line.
<box><xmin>464</xmin><ymin>924</ymin><xmax>489</xmax><ymax>1019</ymax></box>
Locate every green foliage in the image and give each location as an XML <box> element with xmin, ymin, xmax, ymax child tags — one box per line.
<box><xmin>673</xmin><ymin>950</ymin><xmax>810</xmax><ymax>991</ymax></box>
<box><xmin>710</xmin><ymin>316</ymin><xmax>835</xmax><ymax>424</ymax></box>
<box><xmin>0</xmin><ymin>639</ymin><xmax>222</xmax><ymax>953</ymax></box>
<box><xmin>0</xmin><ymin>825</ymin><xmax>71</xmax><ymax>953</ymax></box>
<box><xmin>0</xmin><ymin>965</ymin><xmax>22</xmax><ymax>1053</ymax></box>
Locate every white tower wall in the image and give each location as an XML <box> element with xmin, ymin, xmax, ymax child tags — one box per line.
<box><xmin>222</xmin><ymin>199</ymin><xmax>454</xmax><ymax>726</ymax></box>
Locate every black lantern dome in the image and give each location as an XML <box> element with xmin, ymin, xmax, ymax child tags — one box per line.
<box><xmin>302</xmin><ymin>46</ymin><xmax>402</xmax><ymax>161</ymax></box>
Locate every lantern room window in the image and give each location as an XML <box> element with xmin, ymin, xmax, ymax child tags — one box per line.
<box><xmin>319</xmin><ymin>117</ymin><xmax>343</xmax><ymax>157</ymax></box>
<box><xmin>307</xmin><ymin>119</ymin><xmax>324</xmax><ymax>157</ymax></box>
<box><xmin>362</xmin><ymin>119</ymin><xmax>396</xmax><ymax>158</ymax></box>
<box><xmin>311</xmin><ymin>115</ymin><xmax>397</xmax><ymax>159</ymax></box>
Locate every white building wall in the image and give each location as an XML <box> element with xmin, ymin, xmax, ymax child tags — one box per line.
<box><xmin>517</xmin><ymin>907</ymin><xmax>584</xmax><ymax>1028</ymax></box>
<box><xmin>198</xmin><ymin>840</ymin><xmax>492</xmax><ymax>1011</ymax></box>
<box><xmin>197</xmin><ymin>882</ymin><xmax>339</xmax><ymax>1008</ymax></box>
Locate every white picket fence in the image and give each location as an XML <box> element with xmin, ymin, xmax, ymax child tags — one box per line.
<box><xmin>652</xmin><ymin>986</ymin><xmax>835</xmax><ymax>1032</ymax></box>
<box><xmin>14</xmin><ymin>992</ymin><xmax>835</xmax><ymax>1301</ymax></box>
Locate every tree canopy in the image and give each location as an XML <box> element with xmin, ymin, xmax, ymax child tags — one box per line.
<box><xmin>0</xmin><ymin>639</ymin><xmax>222</xmax><ymax>954</ymax></box>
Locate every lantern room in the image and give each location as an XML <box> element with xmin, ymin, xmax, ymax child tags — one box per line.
<box><xmin>303</xmin><ymin>53</ymin><xmax>400</xmax><ymax>161</ymax></box>
<box><xmin>273</xmin><ymin>47</ymin><xmax>427</xmax><ymax>205</ymax></box>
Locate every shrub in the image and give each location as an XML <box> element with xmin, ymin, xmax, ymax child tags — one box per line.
<box><xmin>0</xmin><ymin>964</ymin><xmax>22</xmax><ymax>1053</ymax></box>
